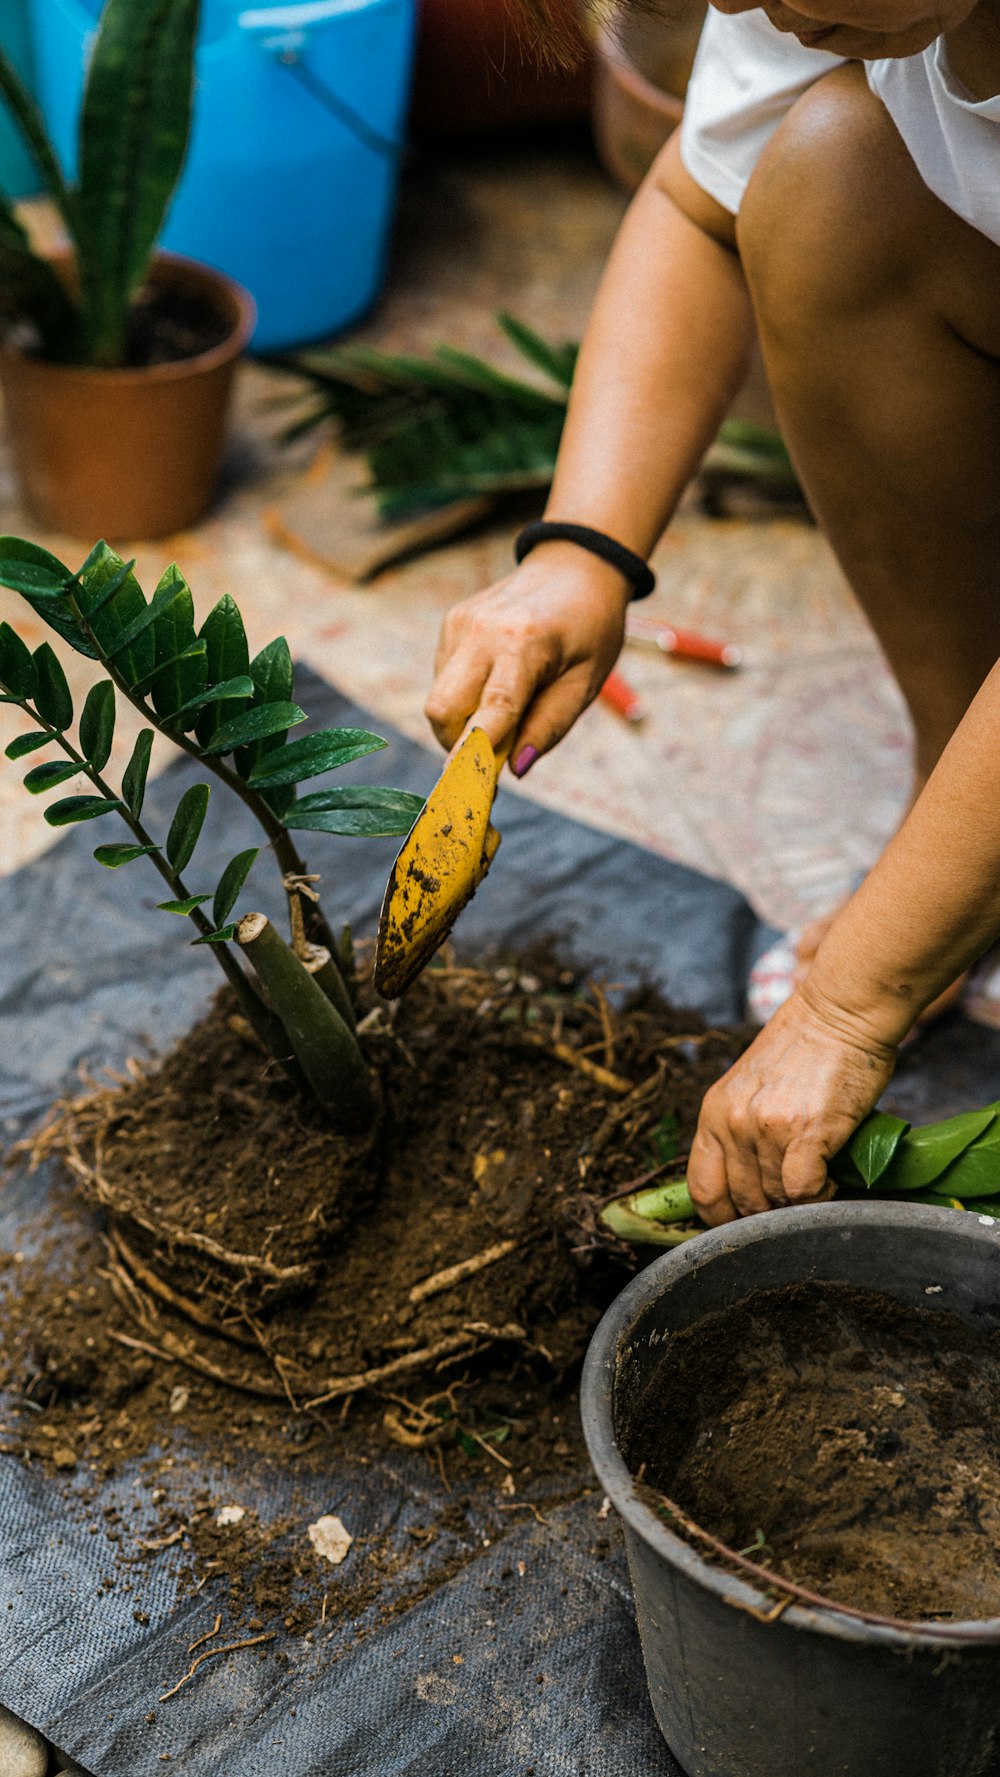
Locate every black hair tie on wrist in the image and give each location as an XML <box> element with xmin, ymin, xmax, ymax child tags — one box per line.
<box><xmin>514</xmin><ymin>520</ymin><xmax>656</xmax><ymax>601</ymax></box>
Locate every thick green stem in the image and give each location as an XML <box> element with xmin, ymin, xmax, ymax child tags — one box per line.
<box><xmin>599</xmin><ymin>1198</ymin><xmax>701</xmax><ymax>1247</ymax></box>
<box><xmin>236</xmin><ymin>913</ymin><xmax>374</xmax><ymax>1130</ymax></box>
<box><xmin>305</xmin><ymin>943</ymin><xmax>357</xmax><ymax>1032</ymax></box>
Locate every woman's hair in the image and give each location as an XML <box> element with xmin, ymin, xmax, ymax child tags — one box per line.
<box><xmin>514</xmin><ymin>1</ymin><xmax>653</xmax><ymax>67</ymax></box>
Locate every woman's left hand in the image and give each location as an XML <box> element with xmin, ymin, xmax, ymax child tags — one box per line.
<box><xmin>687</xmin><ymin>987</ymin><xmax>898</xmax><ymax>1225</ymax></box>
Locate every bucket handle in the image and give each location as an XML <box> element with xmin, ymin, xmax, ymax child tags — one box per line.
<box><xmin>238</xmin><ymin>0</ymin><xmax>407</xmax><ymax>164</ymax></box>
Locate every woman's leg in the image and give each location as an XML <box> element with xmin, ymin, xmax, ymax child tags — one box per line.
<box><xmin>737</xmin><ymin>63</ymin><xmax>1000</xmax><ymax>1001</ymax></box>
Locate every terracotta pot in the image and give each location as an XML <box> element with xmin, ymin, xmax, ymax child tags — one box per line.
<box><xmin>410</xmin><ymin>0</ymin><xmax>592</xmax><ymax>134</ymax></box>
<box><xmin>592</xmin><ymin>8</ymin><xmax>706</xmax><ymax>192</ymax></box>
<box><xmin>0</xmin><ymin>253</ymin><xmax>255</xmax><ymax>542</ymax></box>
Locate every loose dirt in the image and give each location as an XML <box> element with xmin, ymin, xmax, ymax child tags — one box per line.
<box><xmin>625</xmin><ymin>1278</ymin><xmax>1000</xmax><ymax>1622</ymax></box>
<box><xmin>0</xmin><ymin>948</ymin><xmax>745</xmax><ymax>1633</ymax></box>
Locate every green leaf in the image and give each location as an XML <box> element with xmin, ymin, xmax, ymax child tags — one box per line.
<box><xmin>94</xmin><ymin>843</ymin><xmax>159</xmax><ymax>867</ymax></box>
<box><xmin>32</xmin><ymin>644</ymin><xmax>73</xmax><ymax>732</ymax></box>
<box><xmin>45</xmin><ymin>795</ymin><xmax>124</xmax><ymax>826</ymax></box>
<box><xmin>884</xmin><ymin>1107</ymin><xmax>998</xmax><ymax>1192</ymax></box>
<box><xmin>287</xmin><ymin>786</ymin><xmax>425</xmax><ymax>836</ymax></box>
<box><xmin>5</xmin><ymin>729</ymin><xmax>52</xmax><ymax>759</ymax></box>
<box><xmin>157</xmin><ymin>893</ymin><xmax>211</xmax><ymax>914</ymax></box>
<box><xmin>234</xmin><ymin>635</ymin><xmax>294</xmax><ymax>780</ymax></box>
<box><xmin>0</xmin><ymin>46</ymin><xmax>78</xmax><ymax>237</ymax></box>
<box><xmin>122</xmin><ymin>728</ymin><xmax>154</xmax><ymax>819</ymax></box>
<box><xmin>0</xmin><ymin>200</ymin><xmax>83</xmax><ymax>361</ymax></box>
<box><xmin>833</xmin><ymin>1111</ymin><xmax>910</xmax><ymax>1189</ymax></box>
<box><xmin>75</xmin><ymin>545</ymin><xmax>156</xmax><ymax>686</ymax></box>
<box><xmin>149</xmin><ymin>567</ymin><xmax>207</xmax><ymax>724</ymax></box>
<box><xmin>0</xmin><ymin>539</ymin><xmax>94</xmax><ymax>657</ymax></box>
<box><xmin>23</xmin><ymin>760</ymin><xmax>82</xmax><ymax>794</ymax></box>
<box><xmin>163</xmin><ymin>675</ymin><xmax>255</xmax><ymax>726</ymax></box>
<box><xmin>131</xmin><ymin>639</ymin><xmax>206</xmax><ymax>697</ymax></box>
<box><xmin>938</xmin><ymin>1118</ymin><xmax>1000</xmax><ymax>1200</ymax></box>
<box><xmin>166</xmin><ymin>782</ymin><xmax>210</xmax><ymax>872</ymax></box>
<box><xmin>212</xmin><ymin>847</ymin><xmax>259</xmax><ymax>927</ymax></box>
<box><xmin>76</xmin><ymin>0</ymin><xmax>200</xmax><ymax>365</ymax></box>
<box><xmin>247</xmin><ymin>728</ymin><xmax>387</xmax><ymax>790</ymax></box>
<box><xmin>195</xmin><ymin>596</ymin><xmax>250</xmax><ymax>747</ymax></box>
<box><xmin>202</xmin><ymin>701</ymin><xmax>307</xmax><ymax>756</ymax></box>
<box><xmin>192</xmin><ymin>924</ymin><xmax>237</xmax><ymax>946</ymax></box>
<box><xmin>0</xmin><ymin>622</ymin><xmax>37</xmax><ymax>700</ymax></box>
<box><xmin>79</xmin><ymin>681</ymin><xmax>115</xmax><ymax>773</ymax></box>
<box><xmin>104</xmin><ymin>570</ymin><xmax>179</xmax><ymax>661</ymax></box>
<box><xmin>498</xmin><ymin>312</ymin><xmax>578</xmax><ymax>390</ymax></box>
<box><xmin>0</xmin><ymin>539</ymin><xmax>75</xmax><ymax>600</ymax></box>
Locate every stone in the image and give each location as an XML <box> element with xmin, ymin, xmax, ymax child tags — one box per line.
<box><xmin>0</xmin><ymin>1703</ymin><xmax>49</xmax><ymax>1777</ymax></box>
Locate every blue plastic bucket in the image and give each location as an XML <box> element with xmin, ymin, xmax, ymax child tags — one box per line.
<box><xmin>28</xmin><ymin>0</ymin><xmax>416</xmax><ymax>349</ymax></box>
<box><xmin>0</xmin><ymin>0</ymin><xmax>40</xmax><ymax>198</ymax></box>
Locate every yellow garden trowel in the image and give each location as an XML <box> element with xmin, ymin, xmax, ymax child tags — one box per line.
<box><xmin>374</xmin><ymin>727</ymin><xmax>508</xmax><ymax>998</ymax></box>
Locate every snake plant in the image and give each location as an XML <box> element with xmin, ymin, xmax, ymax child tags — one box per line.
<box><xmin>600</xmin><ymin>1104</ymin><xmax>1000</xmax><ymax>1245</ymax></box>
<box><xmin>0</xmin><ymin>536</ymin><xmax>425</xmax><ymax>1131</ymax></box>
<box><xmin>0</xmin><ymin>0</ymin><xmax>199</xmax><ymax>366</ymax></box>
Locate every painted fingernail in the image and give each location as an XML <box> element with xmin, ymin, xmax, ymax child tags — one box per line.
<box><xmin>512</xmin><ymin>745</ymin><xmax>539</xmax><ymax>779</ymax></box>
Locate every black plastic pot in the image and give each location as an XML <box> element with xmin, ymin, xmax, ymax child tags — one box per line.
<box><xmin>581</xmin><ymin>1202</ymin><xmax>1000</xmax><ymax>1777</ymax></box>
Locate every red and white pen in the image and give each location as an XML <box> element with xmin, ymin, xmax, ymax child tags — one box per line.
<box><xmin>599</xmin><ymin>668</ymin><xmax>647</xmax><ymax>724</ymax></box>
<box><xmin>626</xmin><ymin>614</ymin><xmax>742</xmax><ymax>669</ymax></box>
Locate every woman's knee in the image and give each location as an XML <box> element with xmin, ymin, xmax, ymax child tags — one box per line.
<box><xmin>735</xmin><ymin>65</ymin><xmax>918</xmax><ymax>337</ymax></box>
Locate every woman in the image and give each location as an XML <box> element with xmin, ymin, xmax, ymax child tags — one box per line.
<box><xmin>425</xmin><ymin>0</ymin><xmax>1000</xmax><ymax>1224</ymax></box>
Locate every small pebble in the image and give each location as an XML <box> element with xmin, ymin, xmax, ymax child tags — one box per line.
<box><xmin>0</xmin><ymin>1703</ymin><xmax>49</xmax><ymax>1777</ymax></box>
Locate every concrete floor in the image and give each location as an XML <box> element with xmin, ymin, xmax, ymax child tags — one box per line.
<box><xmin>0</xmin><ymin>132</ymin><xmax>910</xmax><ymax>935</ymax></box>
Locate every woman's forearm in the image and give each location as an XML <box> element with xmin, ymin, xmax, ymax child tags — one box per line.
<box><xmin>806</xmin><ymin>658</ymin><xmax>1000</xmax><ymax>1044</ymax></box>
<box><xmin>545</xmin><ymin>138</ymin><xmax>756</xmax><ymax>557</ymax></box>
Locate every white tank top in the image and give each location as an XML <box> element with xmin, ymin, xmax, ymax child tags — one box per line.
<box><xmin>679</xmin><ymin>6</ymin><xmax>1000</xmax><ymax>247</ymax></box>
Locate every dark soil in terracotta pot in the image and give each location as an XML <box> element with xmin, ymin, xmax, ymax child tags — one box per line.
<box><xmin>0</xmin><ymin>951</ymin><xmax>746</xmax><ymax>1627</ymax></box>
<box><xmin>624</xmin><ymin>1279</ymin><xmax>1000</xmax><ymax>1621</ymax></box>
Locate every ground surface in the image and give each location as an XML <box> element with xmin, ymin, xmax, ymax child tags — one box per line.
<box><xmin>0</xmin><ymin>130</ymin><xmax>909</xmax><ymax>935</ymax></box>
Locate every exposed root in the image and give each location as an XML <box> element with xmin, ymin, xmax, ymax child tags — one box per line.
<box><xmin>408</xmin><ymin>1239</ymin><xmax>519</xmax><ymax>1306</ymax></box>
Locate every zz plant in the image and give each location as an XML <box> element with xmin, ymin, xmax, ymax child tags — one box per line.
<box><xmin>0</xmin><ymin>535</ymin><xmax>424</xmax><ymax>1132</ymax></box>
<box><xmin>0</xmin><ymin>0</ymin><xmax>200</xmax><ymax>366</ymax></box>
<box><xmin>601</xmin><ymin>1104</ymin><xmax>1000</xmax><ymax>1245</ymax></box>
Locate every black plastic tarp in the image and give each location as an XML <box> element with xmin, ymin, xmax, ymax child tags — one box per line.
<box><xmin>1</xmin><ymin>672</ymin><xmax>997</xmax><ymax>1776</ymax></box>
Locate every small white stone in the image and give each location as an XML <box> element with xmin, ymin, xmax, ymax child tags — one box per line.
<box><xmin>308</xmin><ymin>1514</ymin><xmax>352</xmax><ymax>1565</ymax></box>
<box><xmin>0</xmin><ymin>1704</ymin><xmax>49</xmax><ymax>1777</ymax></box>
<box><xmin>597</xmin><ymin>1496</ymin><xmax>611</xmax><ymax>1520</ymax></box>
<box><xmin>169</xmin><ymin>1386</ymin><xmax>189</xmax><ymax>1415</ymax></box>
<box><xmin>980</xmin><ymin>1216</ymin><xmax>996</xmax><ymax>1227</ymax></box>
<box><xmin>215</xmin><ymin>1505</ymin><xmax>246</xmax><ymax>1527</ymax></box>
<box><xmin>924</xmin><ymin>1285</ymin><xmax>943</xmax><ymax>1295</ymax></box>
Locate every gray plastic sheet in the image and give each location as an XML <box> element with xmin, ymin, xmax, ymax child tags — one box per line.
<box><xmin>0</xmin><ymin>671</ymin><xmax>997</xmax><ymax>1776</ymax></box>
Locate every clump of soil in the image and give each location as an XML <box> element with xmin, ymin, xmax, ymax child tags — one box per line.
<box><xmin>625</xmin><ymin>1279</ymin><xmax>1000</xmax><ymax>1622</ymax></box>
<box><xmin>0</xmin><ymin>950</ymin><xmax>746</xmax><ymax>1630</ymax></box>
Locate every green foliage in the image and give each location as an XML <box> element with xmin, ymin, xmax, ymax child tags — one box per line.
<box><xmin>273</xmin><ymin>314</ymin><xmax>797</xmax><ymax>518</ymax></box>
<box><xmin>600</xmin><ymin>1100</ymin><xmax>1000</xmax><ymax>1247</ymax></box>
<box><xmin>0</xmin><ymin>0</ymin><xmax>200</xmax><ymax>367</ymax></box>
<box><xmin>0</xmin><ymin>534</ymin><xmax>426</xmax><ymax>1135</ymax></box>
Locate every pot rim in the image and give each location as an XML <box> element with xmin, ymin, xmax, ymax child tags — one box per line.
<box><xmin>593</xmin><ymin>18</ymin><xmax>687</xmax><ymax>117</ymax></box>
<box><xmin>581</xmin><ymin>1198</ymin><xmax>1000</xmax><ymax>1650</ymax></box>
<box><xmin>0</xmin><ymin>251</ymin><xmax>256</xmax><ymax>385</ymax></box>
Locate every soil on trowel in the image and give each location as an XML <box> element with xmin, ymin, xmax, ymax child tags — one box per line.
<box><xmin>0</xmin><ymin>947</ymin><xmax>746</xmax><ymax>1634</ymax></box>
<box><xmin>625</xmin><ymin>1279</ymin><xmax>1000</xmax><ymax>1622</ymax></box>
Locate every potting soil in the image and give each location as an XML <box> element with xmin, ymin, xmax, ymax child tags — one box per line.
<box><xmin>2</xmin><ymin>672</ymin><xmax>1000</xmax><ymax>1775</ymax></box>
<box><xmin>627</xmin><ymin>1278</ymin><xmax>1000</xmax><ymax>1622</ymax></box>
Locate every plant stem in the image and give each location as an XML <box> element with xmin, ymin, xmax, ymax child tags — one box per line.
<box><xmin>599</xmin><ymin>1197</ymin><xmax>701</xmax><ymax>1246</ymax></box>
<box><xmin>4</xmin><ymin>690</ymin><xmax>286</xmax><ymax>1058</ymax></box>
<box><xmin>236</xmin><ymin>913</ymin><xmax>374</xmax><ymax>1129</ymax></box>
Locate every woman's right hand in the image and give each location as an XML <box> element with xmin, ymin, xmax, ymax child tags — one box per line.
<box><xmin>424</xmin><ymin>540</ymin><xmax>633</xmax><ymax>775</ymax></box>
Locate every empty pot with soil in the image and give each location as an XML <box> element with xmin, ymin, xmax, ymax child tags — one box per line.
<box><xmin>581</xmin><ymin>1201</ymin><xmax>1000</xmax><ymax>1777</ymax></box>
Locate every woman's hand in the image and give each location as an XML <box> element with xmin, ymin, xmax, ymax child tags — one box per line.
<box><xmin>688</xmin><ymin>984</ymin><xmax>898</xmax><ymax>1225</ymax></box>
<box><xmin>424</xmin><ymin>541</ymin><xmax>631</xmax><ymax>772</ymax></box>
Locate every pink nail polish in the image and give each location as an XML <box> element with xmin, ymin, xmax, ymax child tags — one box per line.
<box><xmin>512</xmin><ymin>744</ymin><xmax>539</xmax><ymax>779</ymax></box>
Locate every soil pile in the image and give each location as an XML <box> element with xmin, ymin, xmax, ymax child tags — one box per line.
<box><xmin>626</xmin><ymin>1279</ymin><xmax>1000</xmax><ymax>1622</ymax></box>
<box><xmin>0</xmin><ymin>951</ymin><xmax>745</xmax><ymax>1630</ymax></box>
